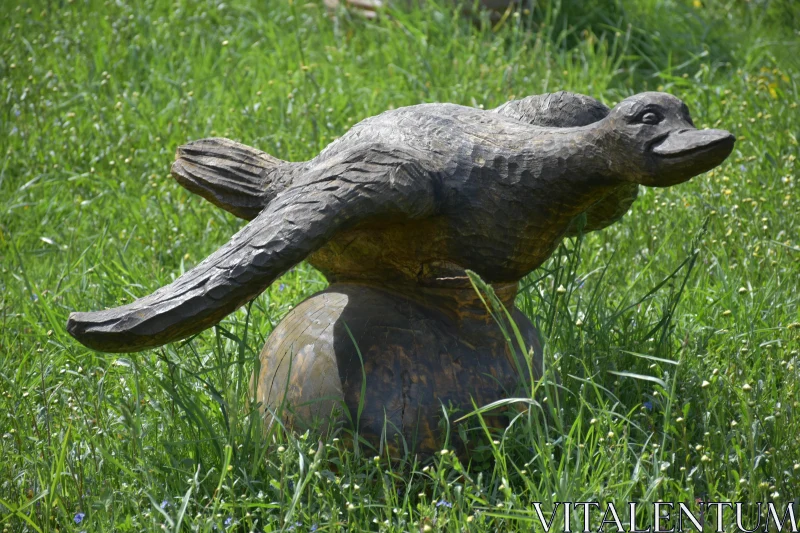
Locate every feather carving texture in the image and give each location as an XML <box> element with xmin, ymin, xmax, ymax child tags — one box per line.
<box><xmin>67</xmin><ymin>92</ymin><xmax>734</xmax><ymax>353</ymax></box>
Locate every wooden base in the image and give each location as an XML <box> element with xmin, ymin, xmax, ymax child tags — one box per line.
<box><xmin>254</xmin><ymin>282</ymin><xmax>542</xmax><ymax>454</ymax></box>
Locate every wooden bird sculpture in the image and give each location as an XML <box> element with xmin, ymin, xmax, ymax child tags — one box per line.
<box><xmin>67</xmin><ymin>91</ymin><xmax>734</xmax><ymax>452</ymax></box>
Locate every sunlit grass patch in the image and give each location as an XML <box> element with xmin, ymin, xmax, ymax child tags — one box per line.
<box><xmin>1</xmin><ymin>0</ymin><xmax>799</xmax><ymax>530</ymax></box>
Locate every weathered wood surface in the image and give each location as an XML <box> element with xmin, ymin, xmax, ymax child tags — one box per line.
<box><xmin>67</xmin><ymin>91</ymin><xmax>734</xmax><ymax>452</ymax></box>
<box><xmin>170</xmin><ymin>92</ymin><xmax>637</xmax><ymax>234</ymax></box>
<box><xmin>170</xmin><ymin>138</ymin><xmax>285</xmax><ymax>220</ymax></box>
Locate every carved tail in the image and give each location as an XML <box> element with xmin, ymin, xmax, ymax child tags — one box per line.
<box><xmin>171</xmin><ymin>137</ymin><xmax>290</xmax><ymax>220</ymax></box>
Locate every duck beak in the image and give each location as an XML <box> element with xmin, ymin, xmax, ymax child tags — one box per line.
<box><xmin>642</xmin><ymin>127</ymin><xmax>735</xmax><ymax>187</ymax></box>
<box><xmin>652</xmin><ymin>128</ymin><xmax>735</xmax><ymax>158</ymax></box>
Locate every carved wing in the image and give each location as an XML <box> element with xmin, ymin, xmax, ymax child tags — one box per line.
<box><xmin>491</xmin><ymin>91</ymin><xmax>610</xmax><ymax>126</ymax></box>
<box><xmin>67</xmin><ymin>147</ymin><xmax>437</xmax><ymax>352</ymax></box>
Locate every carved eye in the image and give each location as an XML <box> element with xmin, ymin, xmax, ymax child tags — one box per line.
<box><xmin>641</xmin><ymin>111</ymin><xmax>662</xmax><ymax>125</ymax></box>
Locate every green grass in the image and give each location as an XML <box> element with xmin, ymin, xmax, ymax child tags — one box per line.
<box><xmin>1</xmin><ymin>0</ymin><xmax>799</xmax><ymax>530</ymax></box>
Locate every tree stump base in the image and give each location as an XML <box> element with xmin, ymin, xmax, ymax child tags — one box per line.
<box><xmin>254</xmin><ymin>282</ymin><xmax>542</xmax><ymax>454</ymax></box>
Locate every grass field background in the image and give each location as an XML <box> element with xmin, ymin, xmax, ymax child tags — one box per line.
<box><xmin>1</xmin><ymin>0</ymin><xmax>799</xmax><ymax>530</ymax></box>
